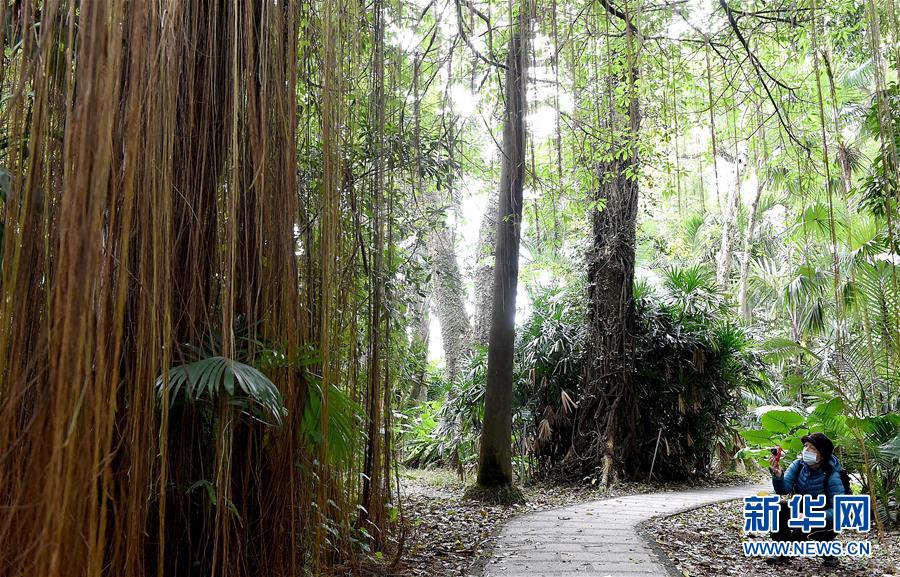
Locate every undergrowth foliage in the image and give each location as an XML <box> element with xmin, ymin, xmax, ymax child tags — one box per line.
<box><xmin>561</xmin><ymin>266</ymin><xmax>762</xmax><ymax>481</ymax></box>
<box><xmin>623</xmin><ymin>269</ymin><xmax>762</xmax><ymax>480</ymax></box>
<box><xmin>400</xmin><ymin>270</ymin><xmax>763</xmax><ymax>483</ymax></box>
<box><xmin>516</xmin><ymin>287</ymin><xmax>587</xmax><ymax>468</ymax></box>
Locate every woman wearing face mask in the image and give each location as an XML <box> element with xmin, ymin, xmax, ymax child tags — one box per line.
<box><xmin>766</xmin><ymin>432</ymin><xmax>846</xmax><ymax>568</ymax></box>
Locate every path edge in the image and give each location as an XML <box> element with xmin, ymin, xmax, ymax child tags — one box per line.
<box><xmin>635</xmin><ymin>487</ymin><xmax>765</xmax><ymax>577</ymax></box>
<box><xmin>472</xmin><ymin>487</ymin><xmax>651</xmax><ymax>577</ymax></box>
<box><xmin>475</xmin><ymin>482</ymin><xmax>765</xmax><ymax>576</ymax></box>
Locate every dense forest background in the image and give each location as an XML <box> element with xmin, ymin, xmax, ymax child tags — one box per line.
<box><xmin>0</xmin><ymin>0</ymin><xmax>897</xmax><ymax>575</ymax></box>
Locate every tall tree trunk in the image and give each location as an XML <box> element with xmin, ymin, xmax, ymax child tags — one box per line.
<box><xmin>410</xmin><ymin>292</ymin><xmax>431</xmax><ymax>402</ymax></box>
<box><xmin>823</xmin><ymin>51</ymin><xmax>854</xmax><ymax>194</ymax></box>
<box><xmin>473</xmin><ymin>191</ymin><xmax>499</xmax><ymax>347</ymax></box>
<box><xmin>717</xmin><ymin>189</ymin><xmax>740</xmax><ymax>288</ymax></box>
<box><xmin>738</xmin><ymin>175</ymin><xmax>764</xmax><ymax>322</ymax></box>
<box><xmin>573</xmin><ymin>1</ymin><xmax>641</xmax><ymax>485</ymax></box>
<box><xmin>409</xmin><ymin>57</ymin><xmax>432</xmax><ymax>404</ymax></box>
<box><xmin>362</xmin><ymin>0</ymin><xmax>387</xmax><ymax>538</ymax></box>
<box><xmin>738</xmin><ymin>118</ymin><xmax>767</xmax><ymax>322</ymax></box>
<box><xmin>425</xmin><ymin>194</ymin><xmax>471</xmax><ymax>383</ymax></box>
<box><xmin>705</xmin><ymin>45</ymin><xmax>722</xmax><ymax>210</ymax></box>
<box><xmin>716</xmin><ymin>130</ymin><xmax>742</xmax><ymax>290</ymax></box>
<box><xmin>582</xmin><ymin>99</ymin><xmax>641</xmax><ymax>484</ymax></box>
<box><xmin>475</xmin><ymin>15</ymin><xmax>528</xmax><ymax>490</ymax></box>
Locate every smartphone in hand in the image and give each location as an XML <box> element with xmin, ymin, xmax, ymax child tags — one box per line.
<box><xmin>770</xmin><ymin>445</ymin><xmax>783</xmax><ymax>465</ymax></box>
<box><xmin>769</xmin><ymin>445</ymin><xmax>784</xmax><ymax>476</ymax></box>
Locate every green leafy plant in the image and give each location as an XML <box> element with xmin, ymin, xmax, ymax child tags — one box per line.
<box><xmin>300</xmin><ymin>377</ymin><xmax>361</xmax><ymax>465</ymax></box>
<box><xmin>397</xmin><ymin>349</ymin><xmax>486</xmax><ymax>475</ymax></box>
<box><xmin>515</xmin><ymin>285</ymin><xmax>586</xmax><ymax>468</ymax></box>
<box><xmin>625</xmin><ymin>277</ymin><xmax>762</xmax><ymax>479</ymax></box>
<box><xmin>660</xmin><ymin>264</ymin><xmax>725</xmax><ymax>320</ymax></box>
<box><xmin>157</xmin><ymin>356</ymin><xmax>286</xmax><ymax>426</ymax></box>
<box><xmin>739</xmin><ymin>397</ymin><xmax>900</xmax><ymax>525</ymax></box>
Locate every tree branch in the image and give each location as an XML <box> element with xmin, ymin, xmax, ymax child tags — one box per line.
<box><xmin>454</xmin><ymin>0</ymin><xmax>508</xmax><ymax>70</ymax></box>
<box><xmin>719</xmin><ymin>0</ymin><xmax>809</xmax><ymax>152</ymax></box>
<box><xmin>596</xmin><ymin>0</ymin><xmax>636</xmax><ymax>34</ymax></box>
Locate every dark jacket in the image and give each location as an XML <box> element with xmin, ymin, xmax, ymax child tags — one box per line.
<box><xmin>772</xmin><ymin>455</ymin><xmax>846</xmax><ymax>522</ymax></box>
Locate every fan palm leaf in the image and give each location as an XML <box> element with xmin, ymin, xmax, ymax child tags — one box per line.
<box><xmin>157</xmin><ymin>356</ymin><xmax>286</xmax><ymax>426</ymax></box>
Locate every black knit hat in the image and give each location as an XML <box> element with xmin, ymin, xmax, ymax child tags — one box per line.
<box><xmin>801</xmin><ymin>432</ymin><xmax>835</xmax><ymax>461</ymax></box>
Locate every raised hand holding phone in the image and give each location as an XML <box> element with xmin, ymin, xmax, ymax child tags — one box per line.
<box><xmin>769</xmin><ymin>446</ymin><xmax>783</xmax><ymax>477</ymax></box>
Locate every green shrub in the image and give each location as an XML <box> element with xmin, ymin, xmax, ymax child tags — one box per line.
<box><xmin>515</xmin><ymin>286</ymin><xmax>586</xmax><ymax>467</ymax></box>
<box><xmin>523</xmin><ymin>268</ymin><xmax>763</xmax><ymax>481</ymax></box>
<box><xmin>398</xmin><ymin>350</ymin><xmax>486</xmax><ymax>474</ymax></box>
<box><xmin>623</xmin><ymin>271</ymin><xmax>762</xmax><ymax>479</ymax></box>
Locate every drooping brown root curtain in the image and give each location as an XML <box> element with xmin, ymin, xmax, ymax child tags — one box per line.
<box><xmin>0</xmin><ymin>1</ymin><xmax>309</xmax><ymax>576</ymax></box>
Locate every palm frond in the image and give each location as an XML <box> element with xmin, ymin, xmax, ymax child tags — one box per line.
<box><xmin>157</xmin><ymin>356</ymin><xmax>286</xmax><ymax>426</ymax></box>
<box><xmin>841</xmin><ymin>58</ymin><xmax>874</xmax><ymax>91</ymax></box>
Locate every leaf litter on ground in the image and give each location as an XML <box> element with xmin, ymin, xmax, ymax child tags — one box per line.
<box><xmin>352</xmin><ymin>468</ymin><xmax>765</xmax><ymax>577</ymax></box>
<box><xmin>642</xmin><ymin>499</ymin><xmax>898</xmax><ymax>577</ymax></box>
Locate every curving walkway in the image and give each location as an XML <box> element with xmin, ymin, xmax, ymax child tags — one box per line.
<box><xmin>483</xmin><ymin>483</ymin><xmax>768</xmax><ymax>577</ymax></box>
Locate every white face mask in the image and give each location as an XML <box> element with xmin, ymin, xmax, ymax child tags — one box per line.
<box><xmin>802</xmin><ymin>448</ymin><xmax>819</xmax><ymax>465</ymax></box>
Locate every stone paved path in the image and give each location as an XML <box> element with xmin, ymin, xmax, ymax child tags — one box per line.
<box><xmin>483</xmin><ymin>483</ymin><xmax>768</xmax><ymax>577</ymax></box>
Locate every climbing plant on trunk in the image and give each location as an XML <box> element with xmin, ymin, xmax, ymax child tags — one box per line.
<box><xmin>570</xmin><ymin>0</ymin><xmax>642</xmax><ymax>485</ymax></box>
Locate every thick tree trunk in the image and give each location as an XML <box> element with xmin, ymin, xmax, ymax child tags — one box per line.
<box><xmin>425</xmin><ymin>196</ymin><xmax>471</xmax><ymax>383</ymax></box>
<box><xmin>473</xmin><ymin>191</ymin><xmax>499</xmax><ymax>347</ymax></box>
<box><xmin>581</xmin><ymin>98</ymin><xmax>641</xmax><ymax>485</ymax></box>
<box><xmin>476</xmin><ymin>20</ymin><xmax>527</xmax><ymax>490</ymax></box>
<box><xmin>573</xmin><ymin>3</ymin><xmax>641</xmax><ymax>484</ymax></box>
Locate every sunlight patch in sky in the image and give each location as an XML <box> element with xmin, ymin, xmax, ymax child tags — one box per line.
<box><xmin>527</xmin><ymin>105</ymin><xmax>558</xmax><ymax>142</ymax></box>
<box><xmin>450</xmin><ymin>83</ymin><xmax>479</xmax><ymax>118</ymax></box>
<box><xmin>387</xmin><ymin>23</ymin><xmax>420</xmax><ymax>52</ymax></box>
<box><xmin>668</xmin><ymin>0</ymin><xmax>716</xmax><ymax>38</ymax></box>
